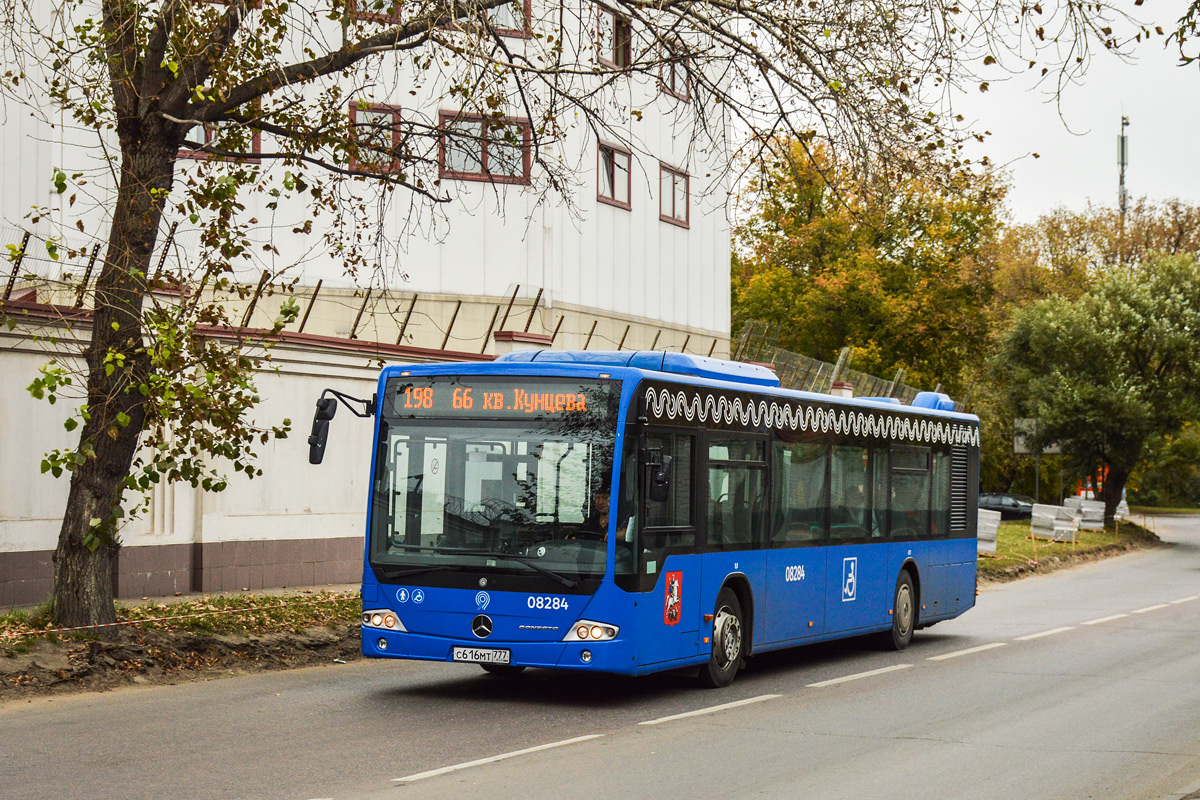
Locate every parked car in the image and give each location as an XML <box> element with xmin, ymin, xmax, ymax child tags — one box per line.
<box><xmin>978</xmin><ymin>492</ymin><xmax>1035</xmax><ymax>520</ymax></box>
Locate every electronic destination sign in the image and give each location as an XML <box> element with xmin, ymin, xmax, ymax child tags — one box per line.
<box><xmin>385</xmin><ymin>376</ymin><xmax>614</xmax><ymax>422</ymax></box>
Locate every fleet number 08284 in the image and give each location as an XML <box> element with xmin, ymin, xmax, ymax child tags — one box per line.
<box><xmin>528</xmin><ymin>596</ymin><xmax>570</xmax><ymax>610</ymax></box>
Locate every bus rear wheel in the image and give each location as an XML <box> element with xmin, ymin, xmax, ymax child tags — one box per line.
<box><xmin>480</xmin><ymin>664</ymin><xmax>526</xmax><ymax>677</ymax></box>
<box><xmin>883</xmin><ymin>570</ymin><xmax>916</xmax><ymax>651</ymax></box>
<box><xmin>699</xmin><ymin>588</ymin><xmax>744</xmax><ymax>688</ymax></box>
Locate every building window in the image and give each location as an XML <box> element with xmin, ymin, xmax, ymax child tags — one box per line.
<box><xmin>487</xmin><ymin>0</ymin><xmax>531</xmax><ymax>37</ymax></box>
<box><xmin>661</xmin><ymin>50</ymin><xmax>689</xmax><ymax>100</ymax></box>
<box><xmin>348</xmin><ymin>0</ymin><xmax>402</xmax><ymax>24</ymax></box>
<box><xmin>179</xmin><ymin>123</ymin><xmax>262</xmax><ymax>163</ymax></box>
<box><xmin>659</xmin><ymin>163</ymin><xmax>689</xmax><ymax>227</ymax></box>
<box><xmin>349</xmin><ymin>103</ymin><xmax>403</xmax><ymax>172</ymax></box>
<box><xmin>597</xmin><ymin>4</ymin><xmax>631</xmax><ymax>69</ymax></box>
<box><xmin>439</xmin><ymin>113</ymin><xmax>532</xmax><ymax>184</ymax></box>
<box><xmin>598</xmin><ymin>143</ymin><xmax>631</xmax><ymax>209</ymax></box>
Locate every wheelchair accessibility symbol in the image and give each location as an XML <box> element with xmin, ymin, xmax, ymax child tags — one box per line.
<box><xmin>842</xmin><ymin>557</ymin><xmax>857</xmax><ymax>602</ymax></box>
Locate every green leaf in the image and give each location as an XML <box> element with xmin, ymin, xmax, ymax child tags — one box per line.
<box><xmin>82</xmin><ymin>533</ymin><xmax>99</xmax><ymax>552</ymax></box>
<box><xmin>63</xmin><ymin>417</ymin><xmax>78</xmax><ymax>431</ymax></box>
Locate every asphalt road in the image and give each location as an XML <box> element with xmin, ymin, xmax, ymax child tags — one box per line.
<box><xmin>3</xmin><ymin>515</ymin><xmax>1199</xmax><ymax>800</ymax></box>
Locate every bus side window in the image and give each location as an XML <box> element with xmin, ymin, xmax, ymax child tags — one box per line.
<box><xmin>645</xmin><ymin>433</ymin><xmax>692</xmax><ymax>528</ymax></box>
<box><xmin>890</xmin><ymin>445</ymin><xmax>931</xmax><ymax>540</ymax></box>
<box><xmin>870</xmin><ymin>445</ymin><xmax>888</xmax><ymax>538</ymax></box>
<box><xmin>630</xmin><ymin>432</ymin><xmax>696</xmax><ymax>590</ymax></box>
<box><xmin>706</xmin><ymin>437</ymin><xmax>766</xmax><ymax>551</ymax></box>
<box><xmin>931</xmin><ymin>449</ymin><xmax>952</xmax><ymax>538</ymax></box>
<box><xmin>771</xmin><ymin>436</ymin><xmax>827</xmax><ymax>547</ymax></box>
<box><xmin>829</xmin><ymin>445</ymin><xmax>869</xmax><ymax>542</ymax></box>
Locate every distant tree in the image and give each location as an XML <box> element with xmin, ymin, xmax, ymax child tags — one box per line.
<box><xmin>1128</xmin><ymin>425</ymin><xmax>1200</xmax><ymax>507</ymax></box>
<box><xmin>733</xmin><ymin>139</ymin><xmax>1004</xmax><ymax>394</ymax></box>
<box><xmin>992</xmin><ymin>199</ymin><xmax>1200</xmax><ymax>311</ymax></box>
<box><xmin>990</xmin><ymin>255</ymin><xmax>1200</xmax><ymax>522</ymax></box>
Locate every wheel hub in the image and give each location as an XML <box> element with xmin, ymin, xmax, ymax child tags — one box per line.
<box><xmin>714</xmin><ymin>607</ymin><xmax>742</xmax><ymax>669</ymax></box>
<box><xmin>896</xmin><ymin>584</ymin><xmax>913</xmax><ymax>636</ymax></box>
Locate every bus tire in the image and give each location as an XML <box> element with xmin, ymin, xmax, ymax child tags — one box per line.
<box><xmin>698</xmin><ymin>588</ymin><xmax>745</xmax><ymax>688</ymax></box>
<box><xmin>883</xmin><ymin>570</ymin><xmax>916</xmax><ymax>651</ymax></box>
<box><xmin>480</xmin><ymin>664</ymin><xmax>526</xmax><ymax>677</ymax></box>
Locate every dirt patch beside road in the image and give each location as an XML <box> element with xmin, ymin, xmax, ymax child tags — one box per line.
<box><xmin>1</xmin><ymin>624</ymin><xmax>363</xmax><ymax>702</ymax></box>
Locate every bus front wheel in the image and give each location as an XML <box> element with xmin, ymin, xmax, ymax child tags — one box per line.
<box><xmin>699</xmin><ymin>588</ymin><xmax>745</xmax><ymax>688</ymax></box>
<box><xmin>883</xmin><ymin>571</ymin><xmax>916</xmax><ymax>651</ymax></box>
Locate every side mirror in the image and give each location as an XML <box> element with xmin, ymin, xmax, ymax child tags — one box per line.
<box><xmin>649</xmin><ymin>454</ymin><xmax>673</xmax><ymax>503</ymax></box>
<box><xmin>308</xmin><ymin>397</ymin><xmax>337</xmax><ymax>464</ymax></box>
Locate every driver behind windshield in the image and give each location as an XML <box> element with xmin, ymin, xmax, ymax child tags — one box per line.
<box><xmin>579</xmin><ymin>488</ymin><xmax>611</xmax><ymax>539</ymax></box>
<box><xmin>577</xmin><ymin>479</ymin><xmax>635</xmax><ymax>546</ymax></box>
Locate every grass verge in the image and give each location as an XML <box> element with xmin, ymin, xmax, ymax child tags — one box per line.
<box><xmin>1130</xmin><ymin>505</ymin><xmax>1200</xmax><ymax>515</ymax></box>
<box><xmin>978</xmin><ymin>518</ymin><xmax>1160</xmax><ymax>582</ymax></box>
<box><xmin>1</xmin><ymin>590</ymin><xmax>360</xmax><ymax>647</ymax></box>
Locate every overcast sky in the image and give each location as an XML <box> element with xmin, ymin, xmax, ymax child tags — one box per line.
<box><xmin>952</xmin><ymin>0</ymin><xmax>1198</xmax><ymax>223</ymax></box>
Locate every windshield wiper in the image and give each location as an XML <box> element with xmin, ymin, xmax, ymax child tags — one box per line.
<box><xmin>377</xmin><ymin>564</ymin><xmax>462</xmax><ymax>580</ymax></box>
<box><xmin>442</xmin><ymin>549</ymin><xmax>578</xmax><ymax>589</ymax></box>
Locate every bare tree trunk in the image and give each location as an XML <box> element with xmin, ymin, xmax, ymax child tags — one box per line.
<box><xmin>1101</xmin><ymin>467</ymin><xmax>1129</xmax><ymax>527</ymax></box>
<box><xmin>52</xmin><ymin>138</ymin><xmax>175</xmax><ymax>628</ymax></box>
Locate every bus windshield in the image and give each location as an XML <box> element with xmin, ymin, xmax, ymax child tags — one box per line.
<box><xmin>368</xmin><ymin>377</ymin><xmax>623</xmax><ymax>583</ymax></box>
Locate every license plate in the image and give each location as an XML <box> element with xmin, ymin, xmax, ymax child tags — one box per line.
<box><xmin>452</xmin><ymin>646</ymin><xmax>511</xmax><ymax>665</ymax></box>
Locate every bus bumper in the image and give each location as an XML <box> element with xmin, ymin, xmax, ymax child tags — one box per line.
<box><xmin>362</xmin><ymin>627</ymin><xmax>636</xmax><ymax>674</ymax></box>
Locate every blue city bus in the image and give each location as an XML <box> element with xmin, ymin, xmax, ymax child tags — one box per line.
<box><xmin>308</xmin><ymin>350</ymin><xmax>980</xmax><ymax>687</ymax></box>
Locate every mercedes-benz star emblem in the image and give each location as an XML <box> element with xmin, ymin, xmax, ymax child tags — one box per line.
<box><xmin>471</xmin><ymin>614</ymin><xmax>493</xmax><ymax>639</ymax></box>
<box><xmin>478</xmin><ymin>577</ymin><xmax>488</xmax><ymax>588</ymax></box>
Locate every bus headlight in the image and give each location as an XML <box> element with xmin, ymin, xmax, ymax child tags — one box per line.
<box><xmin>563</xmin><ymin>620</ymin><xmax>618</xmax><ymax>641</ymax></box>
<box><xmin>362</xmin><ymin>610</ymin><xmax>407</xmax><ymax>632</ymax></box>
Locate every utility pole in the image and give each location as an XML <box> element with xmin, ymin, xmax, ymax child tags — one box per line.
<box><xmin>1118</xmin><ymin>115</ymin><xmax>1130</xmax><ymax>263</ymax></box>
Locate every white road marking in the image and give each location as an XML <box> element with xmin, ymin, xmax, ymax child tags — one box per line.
<box><xmin>927</xmin><ymin>642</ymin><xmax>1007</xmax><ymax>661</ymax></box>
<box><xmin>806</xmin><ymin>664</ymin><xmax>913</xmax><ymax>688</ymax></box>
<box><xmin>1015</xmin><ymin>626</ymin><xmax>1075</xmax><ymax>641</ymax></box>
<box><xmin>1170</xmin><ymin>595</ymin><xmax>1199</xmax><ymax>604</ymax></box>
<box><xmin>1133</xmin><ymin>604</ymin><xmax>1169</xmax><ymax>614</ymax></box>
<box><xmin>639</xmin><ymin>694</ymin><xmax>781</xmax><ymax>725</ymax></box>
<box><xmin>1082</xmin><ymin>613</ymin><xmax>1129</xmax><ymax>625</ymax></box>
<box><xmin>393</xmin><ymin>735</ymin><xmax>604</xmax><ymax>783</ymax></box>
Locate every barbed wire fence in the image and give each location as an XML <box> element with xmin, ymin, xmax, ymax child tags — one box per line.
<box><xmin>732</xmin><ymin>320</ymin><xmax>966</xmax><ymax>411</ymax></box>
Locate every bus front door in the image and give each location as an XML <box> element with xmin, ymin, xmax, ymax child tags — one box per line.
<box><xmin>635</xmin><ymin>553</ymin><xmax>702</xmax><ymax>666</ymax></box>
